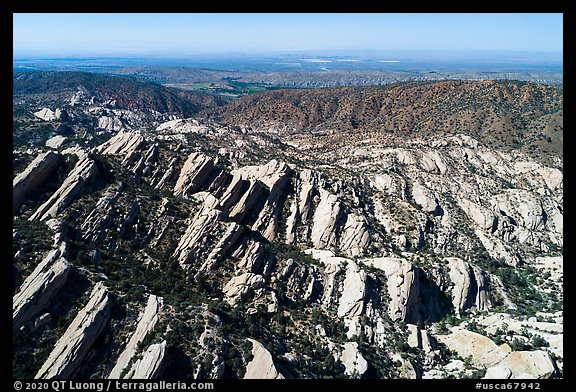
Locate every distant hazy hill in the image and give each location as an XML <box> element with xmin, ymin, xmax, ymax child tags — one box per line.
<box><xmin>203</xmin><ymin>80</ymin><xmax>563</xmax><ymax>159</ymax></box>
<box><xmin>13</xmin><ymin>71</ymin><xmax>228</xmax><ymax>116</ymax></box>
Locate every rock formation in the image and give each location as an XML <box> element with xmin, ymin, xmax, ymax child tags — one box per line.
<box><xmin>29</xmin><ymin>153</ymin><xmax>98</xmax><ymax>221</ymax></box>
<box><xmin>243</xmin><ymin>339</ymin><xmax>285</xmax><ymax>379</ymax></box>
<box><xmin>223</xmin><ymin>273</ymin><xmax>265</xmax><ymax>306</ymax></box>
<box><xmin>340</xmin><ymin>342</ymin><xmax>368</xmax><ymax>376</ymax></box>
<box><xmin>124</xmin><ymin>341</ymin><xmax>167</xmax><ymax>379</ymax></box>
<box><xmin>108</xmin><ymin>295</ymin><xmax>164</xmax><ymax>379</ymax></box>
<box><xmin>13</xmin><ymin>254</ymin><xmax>71</xmax><ymax>332</ymax></box>
<box><xmin>35</xmin><ymin>282</ymin><xmax>111</xmax><ymax>379</ymax></box>
<box><xmin>13</xmin><ymin>151</ymin><xmax>60</xmax><ymax>211</ymax></box>
<box><xmin>365</xmin><ymin>257</ymin><xmax>420</xmax><ymax>323</ymax></box>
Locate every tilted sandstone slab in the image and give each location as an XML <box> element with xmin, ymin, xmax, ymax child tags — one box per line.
<box><xmin>108</xmin><ymin>295</ymin><xmax>164</xmax><ymax>379</ymax></box>
<box><xmin>227</xmin><ymin>180</ymin><xmax>263</xmax><ymax>222</ymax></box>
<box><xmin>81</xmin><ymin>185</ymin><xmax>120</xmax><ymax>243</ymax></box>
<box><xmin>223</xmin><ymin>273</ymin><xmax>265</xmax><ymax>306</ymax></box>
<box><xmin>98</xmin><ymin>115</ymin><xmax>124</xmax><ymax>132</ymax></box>
<box><xmin>124</xmin><ymin>341</ymin><xmax>167</xmax><ymax>379</ymax></box>
<box><xmin>245</xmin><ymin>160</ymin><xmax>292</xmax><ymax>241</ymax></box>
<box><xmin>243</xmin><ymin>339</ymin><xmax>285</xmax><ymax>379</ymax></box>
<box><xmin>29</xmin><ymin>154</ymin><xmax>98</xmax><ymax>221</ymax></box>
<box><xmin>339</xmin><ymin>213</ymin><xmax>370</xmax><ymax>257</ymax></box>
<box><xmin>497</xmin><ymin>351</ymin><xmax>556</xmax><ymax>379</ymax></box>
<box><xmin>365</xmin><ymin>257</ymin><xmax>420</xmax><ymax>323</ymax></box>
<box><xmin>483</xmin><ymin>365</ymin><xmax>513</xmax><ymax>379</ymax></box>
<box><xmin>311</xmin><ymin>189</ymin><xmax>342</xmax><ymax>249</ymax></box>
<box><xmin>13</xmin><ymin>151</ymin><xmax>60</xmax><ymax>211</ymax></box>
<box><xmin>337</xmin><ymin>261</ymin><xmax>366</xmax><ymax>318</ymax></box>
<box><xmin>434</xmin><ymin>327</ymin><xmax>511</xmax><ymax>368</ymax></box>
<box><xmin>35</xmin><ymin>282</ymin><xmax>111</xmax><ymax>379</ymax></box>
<box><xmin>13</xmin><ymin>255</ymin><xmax>71</xmax><ymax>333</ymax></box>
<box><xmin>198</xmin><ymin>222</ymin><xmax>244</xmax><ymax>272</ymax></box>
<box><xmin>412</xmin><ymin>181</ymin><xmax>440</xmax><ymax>214</ymax></box>
<box><xmin>340</xmin><ymin>342</ymin><xmax>368</xmax><ymax>376</ymax></box>
<box><xmin>420</xmin><ymin>150</ymin><xmax>448</xmax><ymax>174</ymax></box>
<box><xmin>96</xmin><ymin>131</ymin><xmax>145</xmax><ymax>158</ymax></box>
<box><xmin>34</xmin><ymin>108</ymin><xmax>58</xmax><ymax>121</ymax></box>
<box><xmin>173</xmin><ymin>194</ymin><xmax>222</xmax><ymax>266</ymax></box>
<box><xmin>45</xmin><ymin>135</ymin><xmax>68</xmax><ymax>149</ymax></box>
<box><xmin>445</xmin><ymin>257</ymin><xmax>489</xmax><ymax>314</ymax></box>
<box><xmin>173</xmin><ymin>152</ymin><xmax>218</xmax><ymax>197</ymax></box>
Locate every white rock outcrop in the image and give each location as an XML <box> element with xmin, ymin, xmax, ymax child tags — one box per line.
<box><xmin>243</xmin><ymin>339</ymin><xmax>285</xmax><ymax>379</ymax></box>
<box><xmin>13</xmin><ymin>255</ymin><xmax>71</xmax><ymax>332</ymax></box>
<box><xmin>340</xmin><ymin>342</ymin><xmax>368</xmax><ymax>376</ymax></box>
<box><xmin>173</xmin><ymin>153</ymin><xmax>218</xmax><ymax>197</ymax></box>
<box><xmin>30</xmin><ymin>154</ymin><xmax>98</xmax><ymax>221</ymax></box>
<box><xmin>35</xmin><ymin>282</ymin><xmax>111</xmax><ymax>379</ymax></box>
<box><xmin>13</xmin><ymin>151</ymin><xmax>60</xmax><ymax>211</ymax></box>
<box><xmin>173</xmin><ymin>194</ymin><xmax>222</xmax><ymax>266</ymax></box>
<box><xmin>45</xmin><ymin>135</ymin><xmax>68</xmax><ymax>149</ymax></box>
<box><xmin>124</xmin><ymin>341</ymin><xmax>167</xmax><ymax>379</ymax></box>
<box><xmin>223</xmin><ymin>273</ymin><xmax>265</xmax><ymax>306</ymax></box>
<box><xmin>365</xmin><ymin>257</ymin><xmax>420</xmax><ymax>323</ymax></box>
<box><xmin>483</xmin><ymin>365</ymin><xmax>512</xmax><ymax>379</ymax></box>
<box><xmin>337</xmin><ymin>261</ymin><xmax>366</xmax><ymax>318</ymax></box>
<box><xmin>34</xmin><ymin>108</ymin><xmax>58</xmax><ymax>121</ymax></box>
<box><xmin>446</xmin><ymin>257</ymin><xmax>489</xmax><ymax>314</ymax></box>
<box><xmin>412</xmin><ymin>181</ymin><xmax>440</xmax><ymax>214</ymax></box>
<box><xmin>96</xmin><ymin>131</ymin><xmax>145</xmax><ymax>160</ymax></box>
<box><xmin>311</xmin><ymin>189</ymin><xmax>342</xmax><ymax>248</ymax></box>
<box><xmin>108</xmin><ymin>295</ymin><xmax>164</xmax><ymax>379</ymax></box>
<box><xmin>156</xmin><ymin>118</ymin><xmax>211</xmax><ymax>134</ymax></box>
<box><xmin>339</xmin><ymin>213</ymin><xmax>370</xmax><ymax>257</ymax></box>
<box><xmin>434</xmin><ymin>327</ymin><xmax>511</xmax><ymax>367</ymax></box>
<box><xmin>497</xmin><ymin>351</ymin><xmax>556</xmax><ymax>379</ymax></box>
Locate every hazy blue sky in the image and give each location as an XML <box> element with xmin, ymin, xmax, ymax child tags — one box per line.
<box><xmin>13</xmin><ymin>13</ymin><xmax>563</xmax><ymax>56</ymax></box>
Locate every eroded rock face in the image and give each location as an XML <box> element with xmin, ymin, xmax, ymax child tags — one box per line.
<box><xmin>13</xmin><ymin>151</ymin><xmax>60</xmax><ymax>211</ymax></box>
<box><xmin>243</xmin><ymin>339</ymin><xmax>285</xmax><ymax>379</ymax></box>
<box><xmin>13</xmin><ymin>255</ymin><xmax>71</xmax><ymax>333</ymax></box>
<box><xmin>311</xmin><ymin>189</ymin><xmax>342</xmax><ymax>249</ymax></box>
<box><xmin>412</xmin><ymin>181</ymin><xmax>440</xmax><ymax>214</ymax></box>
<box><xmin>242</xmin><ymin>160</ymin><xmax>292</xmax><ymax>241</ymax></box>
<box><xmin>45</xmin><ymin>136</ymin><xmax>68</xmax><ymax>149</ymax></box>
<box><xmin>339</xmin><ymin>213</ymin><xmax>370</xmax><ymax>257</ymax></box>
<box><xmin>223</xmin><ymin>273</ymin><xmax>265</xmax><ymax>306</ymax></box>
<box><xmin>97</xmin><ymin>131</ymin><xmax>145</xmax><ymax>160</ymax></box>
<box><xmin>124</xmin><ymin>341</ymin><xmax>167</xmax><ymax>379</ymax></box>
<box><xmin>445</xmin><ymin>257</ymin><xmax>489</xmax><ymax>314</ymax></box>
<box><xmin>497</xmin><ymin>351</ymin><xmax>556</xmax><ymax>379</ymax></box>
<box><xmin>365</xmin><ymin>257</ymin><xmax>420</xmax><ymax>323</ymax></box>
<box><xmin>35</xmin><ymin>282</ymin><xmax>111</xmax><ymax>379</ymax></box>
<box><xmin>337</xmin><ymin>261</ymin><xmax>366</xmax><ymax>318</ymax></box>
<box><xmin>97</xmin><ymin>114</ymin><xmax>125</xmax><ymax>132</ymax></box>
<box><xmin>29</xmin><ymin>153</ymin><xmax>98</xmax><ymax>221</ymax></box>
<box><xmin>34</xmin><ymin>108</ymin><xmax>58</xmax><ymax>121</ymax></box>
<box><xmin>434</xmin><ymin>327</ymin><xmax>511</xmax><ymax>367</ymax></box>
<box><xmin>173</xmin><ymin>194</ymin><xmax>223</xmax><ymax>266</ymax></box>
<box><xmin>173</xmin><ymin>153</ymin><xmax>218</xmax><ymax>198</ymax></box>
<box><xmin>484</xmin><ymin>365</ymin><xmax>512</xmax><ymax>379</ymax></box>
<box><xmin>108</xmin><ymin>295</ymin><xmax>164</xmax><ymax>379</ymax></box>
<box><xmin>340</xmin><ymin>342</ymin><xmax>368</xmax><ymax>376</ymax></box>
<box><xmin>156</xmin><ymin>118</ymin><xmax>212</xmax><ymax>134</ymax></box>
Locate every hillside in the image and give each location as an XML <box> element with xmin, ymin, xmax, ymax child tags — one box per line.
<box><xmin>13</xmin><ymin>74</ymin><xmax>563</xmax><ymax>380</ymax></box>
<box><xmin>202</xmin><ymin>80</ymin><xmax>563</xmax><ymax>163</ymax></box>
<box><xmin>14</xmin><ymin>71</ymin><xmax>228</xmax><ymax>116</ymax></box>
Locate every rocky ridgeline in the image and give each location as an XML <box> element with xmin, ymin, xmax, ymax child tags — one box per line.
<box><xmin>12</xmin><ymin>81</ymin><xmax>563</xmax><ymax>380</ymax></box>
<box><xmin>35</xmin><ymin>282</ymin><xmax>111</xmax><ymax>379</ymax></box>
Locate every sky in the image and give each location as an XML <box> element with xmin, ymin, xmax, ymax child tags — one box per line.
<box><xmin>13</xmin><ymin>13</ymin><xmax>563</xmax><ymax>57</ymax></box>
